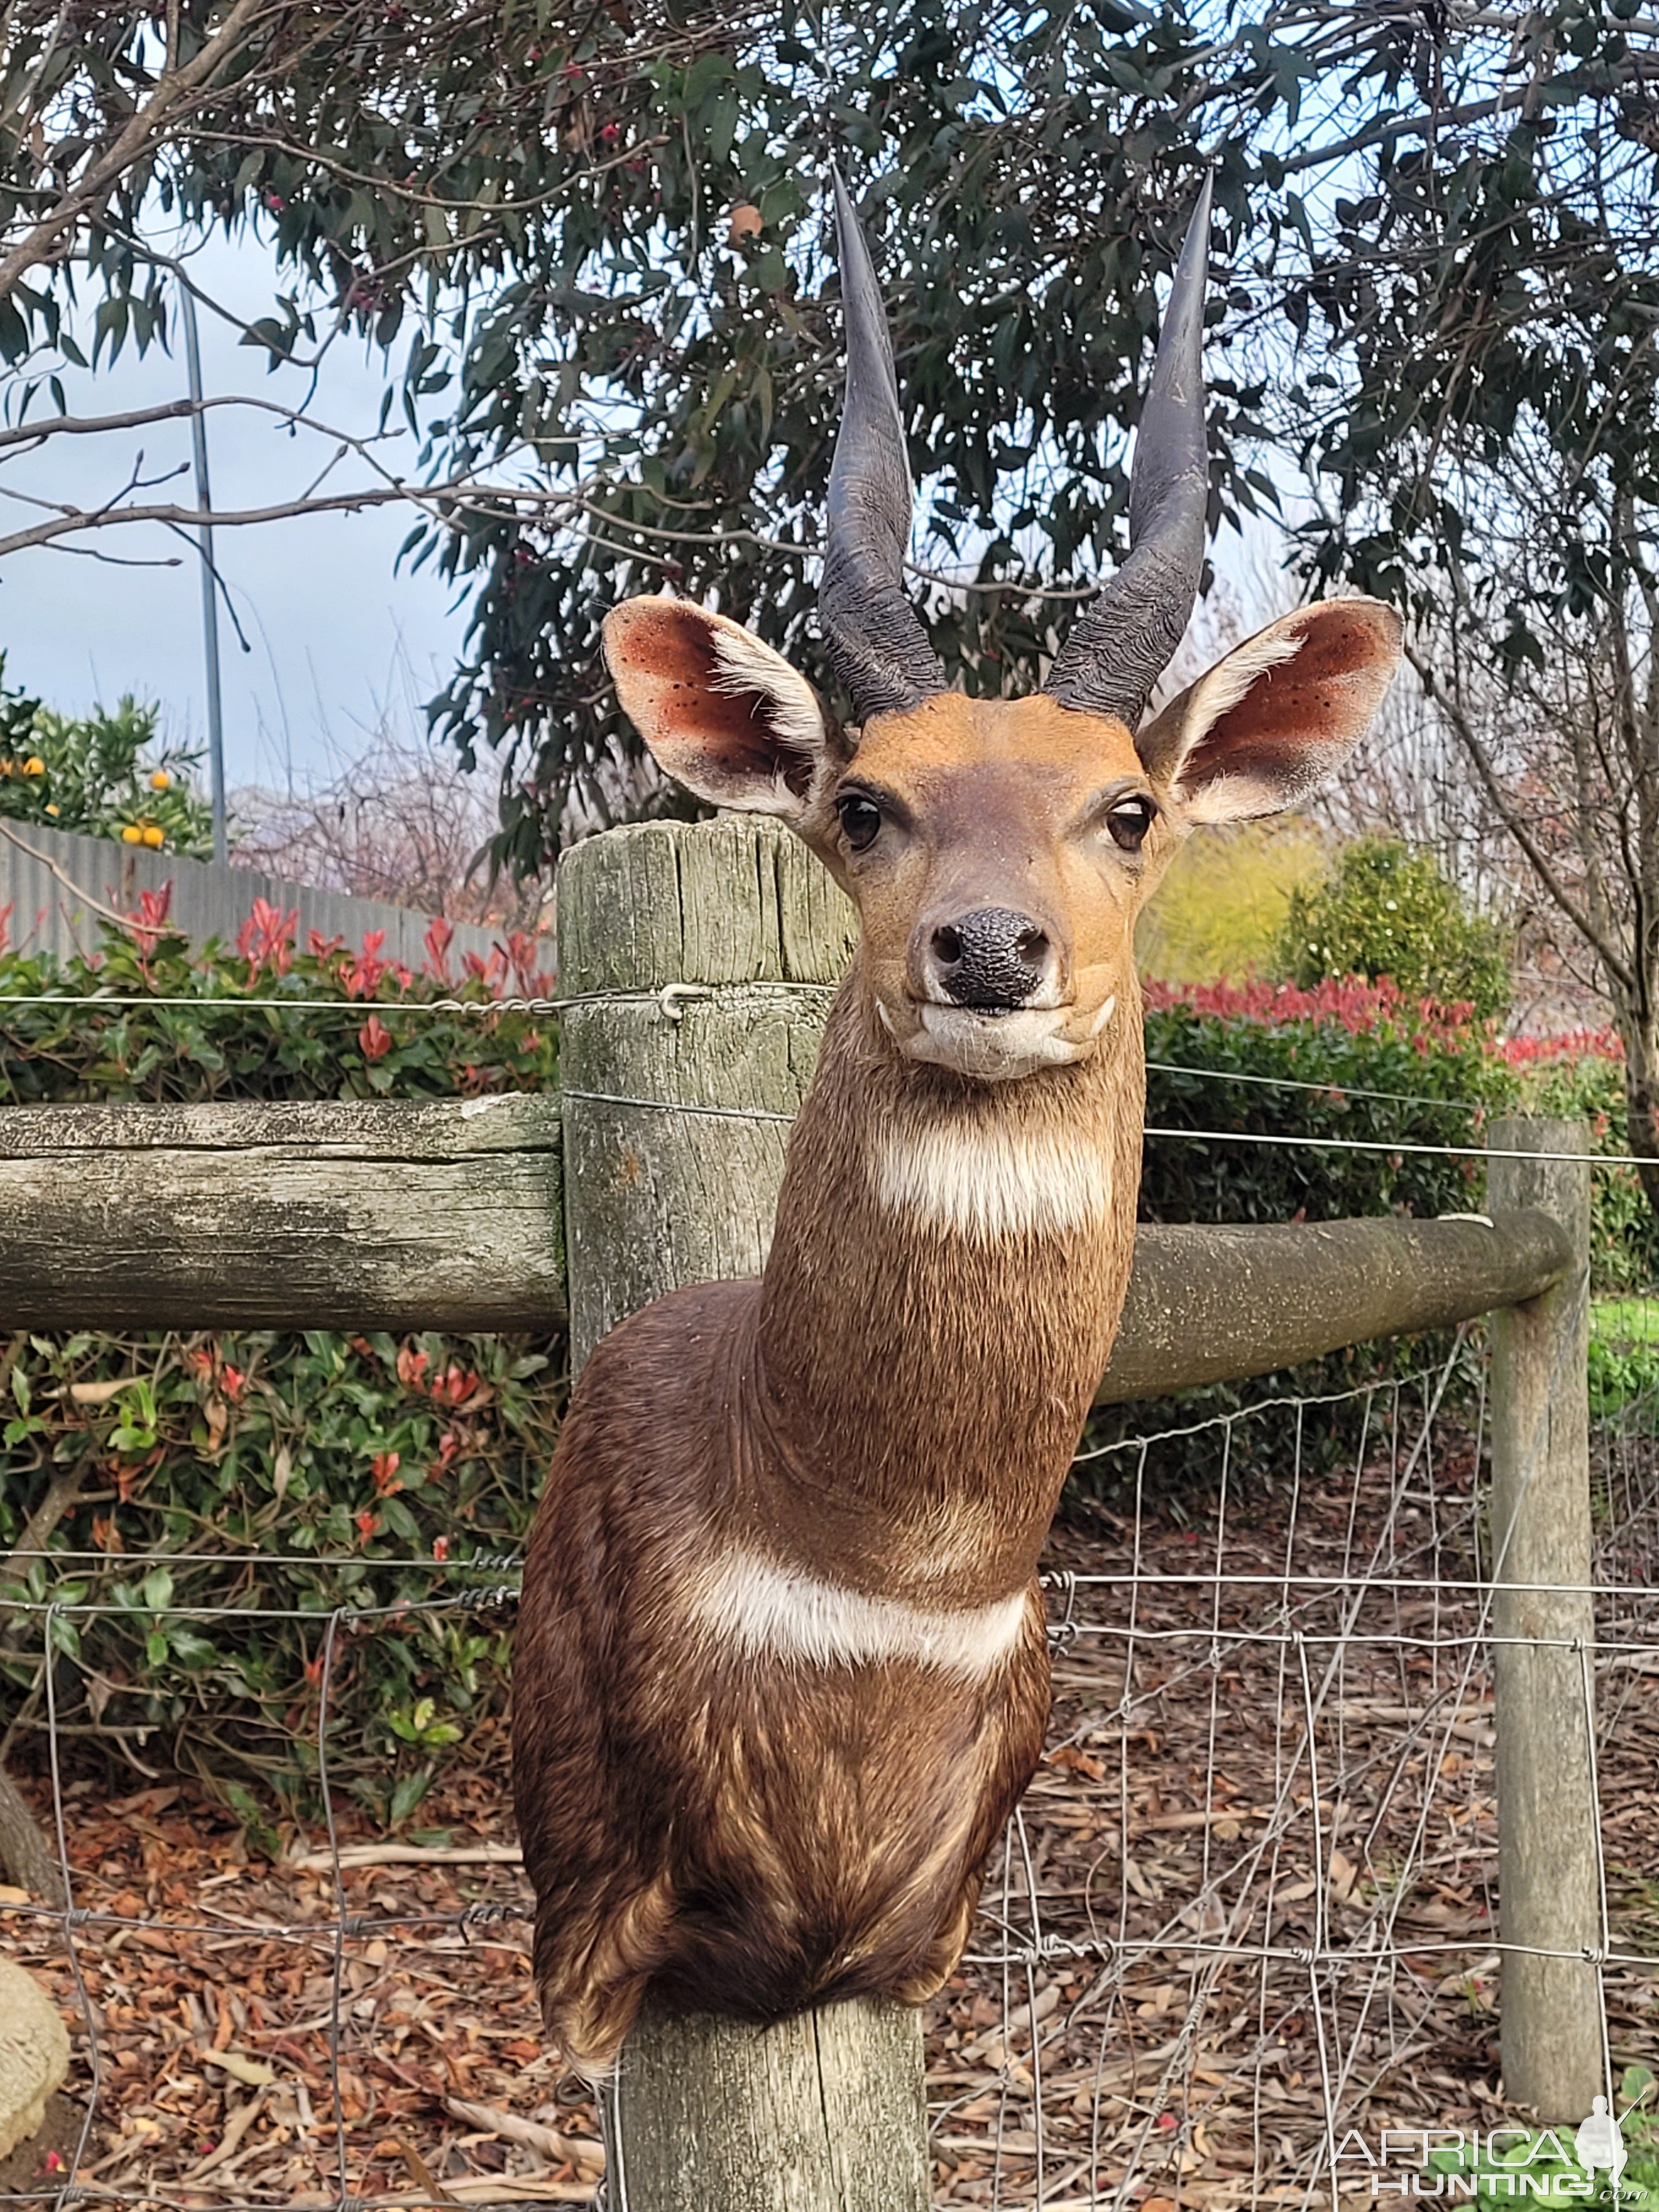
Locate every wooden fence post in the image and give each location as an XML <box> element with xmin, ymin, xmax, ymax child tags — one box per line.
<box><xmin>1487</xmin><ymin>1116</ymin><xmax>1603</xmax><ymax>2123</ymax></box>
<box><xmin>553</xmin><ymin>817</ymin><xmax>932</xmax><ymax>2212</ymax></box>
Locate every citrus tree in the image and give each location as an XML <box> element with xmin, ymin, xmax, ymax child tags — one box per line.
<box><xmin>0</xmin><ymin>663</ymin><xmax>212</xmax><ymax>854</ymax></box>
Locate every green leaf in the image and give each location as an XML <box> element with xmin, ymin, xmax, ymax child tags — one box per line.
<box><xmin>389</xmin><ymin>1769</ymin><xmax>433</xmax><ymax>1826</ymax></box>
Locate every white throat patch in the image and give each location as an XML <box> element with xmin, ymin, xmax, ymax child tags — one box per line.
<box><xmin>691</xmin><ymin>1550</ymin><xmax>1031</xmax><ymax>1679</ymax></box>
<box><xmin>872</xmin><ymin>1118</ymin><xmax>1113</xmax><ymax>1242</ymax></box>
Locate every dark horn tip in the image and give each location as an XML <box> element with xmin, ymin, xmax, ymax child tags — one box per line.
<box><xmin>1042</xmin><ymin>168</ymin><xmax>1216</xmax><ymax>728</ymax></box>
<box><xmin>820</xmin><ymin>161</ymin><xmax>947</xmax><ymax>720</ymax></box>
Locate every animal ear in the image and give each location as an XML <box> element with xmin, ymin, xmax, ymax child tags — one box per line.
<box><xmin>1136</xmin><ymin>598</ymin><xmax>1402</xmax><ymax>826</ymax></box>
<box><xmin>603</xmin><ymin>598</ymin><xmax>843</xmax><ymax>820</ymax></box>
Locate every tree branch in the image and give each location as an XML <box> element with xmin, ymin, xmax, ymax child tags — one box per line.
<box><xmin>1406</xmin><ymin>641</ymin><xmax>1636</xmax><ymax>990</ymax></box>
<box><xmin>0</xmin><ymin>0</ymin><xmax>274</xmax><ymax>301</ymax></box>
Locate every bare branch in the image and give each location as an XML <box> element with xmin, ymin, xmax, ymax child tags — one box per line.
<box><xmin>1404</xmin><ymin>641</ymin><xmax>1637</xmax><ymax>991</ymax></box>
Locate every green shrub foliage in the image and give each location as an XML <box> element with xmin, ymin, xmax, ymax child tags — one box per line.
<box><xmin>1279</xmin><ymin>838</ymin><xmax>1512</xmax><ymax>1022</ymax></box>
<box><xmin>0</xmin><ymin>900</ymin><xmax>560</xmax><ymax>1835</ymax></box>
<box><xmin>0</xmin><ymin>659</ymin><xmax>213</xmax><ymax>856</ymax></box>
<box><xmin>1497</xmin><ymin>1034</ymin><xmax>1659</xmax><ymax>1294</ymax></box>
<box><xmin>1140</xmin><ymin>975</ymin><xmax>1508</xmax><ymax>1226</ymax></box>
<box><xmin>1076</xmin><ymin>975</ymin><xmax>1517</xmax><ymax>1503</ymax></box>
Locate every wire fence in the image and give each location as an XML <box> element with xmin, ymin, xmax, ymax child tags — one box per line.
<box><xmin>4</xmin><ymin>1319</ymin><xmax>1658</xmax><ymax>2211</ymax></box>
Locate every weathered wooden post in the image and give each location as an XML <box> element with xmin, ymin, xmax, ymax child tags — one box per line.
<box><xmin>555</xmin><ymin>815</ymin><xmax>932</xmax><ymax>2212</ymax></box>
<box><xmin>1487</xmin><ymin>1115</ymin><xmax>1602</xmax><ymax>2121</ymax></box>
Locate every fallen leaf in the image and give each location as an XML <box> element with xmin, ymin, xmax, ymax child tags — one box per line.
<box><xmin>211</xmin><ymin>2051</ymin><xmax>275</xmax><ymax>2089</ymax></box>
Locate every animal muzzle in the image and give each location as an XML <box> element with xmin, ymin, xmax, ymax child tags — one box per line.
<box><xmin>923</xmin><ymin>907</ymin><xmax>1060</xmax><ymax>1013</ymax></box>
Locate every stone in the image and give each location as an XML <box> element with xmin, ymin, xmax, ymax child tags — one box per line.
<box><xmin>0</xmin><ymin>1957</ymin><xmax>70</xmax><ymax>2163</ymax></box>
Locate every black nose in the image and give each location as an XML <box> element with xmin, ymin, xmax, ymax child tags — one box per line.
<box><xmin>930</xmin><ymin>907</ymin><xmax>1052</xmax><ymax>1011</ymax></box>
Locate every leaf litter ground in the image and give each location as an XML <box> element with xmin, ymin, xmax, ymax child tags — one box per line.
<box><xmin>4</xmin><ymin>1417</ymin><xmax>1657</xmax><ymax>2211</ymax></box>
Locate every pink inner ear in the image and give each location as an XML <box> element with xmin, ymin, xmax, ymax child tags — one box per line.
<box><xmin>1180</xmin><ymin>607</ymin><xmax>1396</xmax><ymax>795</ymax></box>
<box><xmin>611</xmin><ymin>602</ymin><xmax>815</xmax><ymax>798</ymax></box>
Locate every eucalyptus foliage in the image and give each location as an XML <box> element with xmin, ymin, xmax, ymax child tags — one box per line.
<box><xmin>1</xmin><ymin>0</ymin><xmax>1656</xmax><ymax>871</ymax></box>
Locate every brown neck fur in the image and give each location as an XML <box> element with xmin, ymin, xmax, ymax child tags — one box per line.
<box><xmin>744</xmin><ymin>972</ymin><xmax>1145</xmax><ymax>1608</ymax></box>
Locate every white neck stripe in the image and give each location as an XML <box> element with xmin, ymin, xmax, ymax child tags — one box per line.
<box><xmin>691</xmin><ymin>1549</ymin><xmax>1031</xmax><ymax>1678</ymax></box>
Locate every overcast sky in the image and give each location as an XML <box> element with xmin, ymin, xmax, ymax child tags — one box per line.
<box><xmin>0</xmin><ymin>236</ymin><xmax>469</xmax><ymax>797</ymax></box>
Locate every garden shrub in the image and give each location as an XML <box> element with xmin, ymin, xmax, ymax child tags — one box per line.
<box><xmin>1497</xmin><ymin>1028</ymin><xmax>1659</xmax><ymax>1293</ymax></box>
<box><xmin>0</xmin><ymin>659</ymin><xmax>213</xmax><ymax>855</ymax></box>
<box><xmin>1074</xmin><ymin>976</ymin><xmax>1517</xmax><ymax>1505</ymax></box>
<box><xmin>0</xmin><ymin>895</ymin><xmax>562</xmax><ymax>1835</ymax></box>
<box><xmin>1137</xmin><ymin>818</ymin><xmax>1326</xmax><ymax>985</ymax></box>
<box><xmin>0</xmin><ymin>887</ymin><xmax>554</xmax><ymax>1104</ymax></box>
<box><xmin>1140</xmin><ymin>974</ymin><xmax>1509</xmax><ymax>1227</ymax></box>
<box><xmin>1279</xmin><ymin>837</ymin><xmax>1512</xmax><ymax>1022</ymax></box>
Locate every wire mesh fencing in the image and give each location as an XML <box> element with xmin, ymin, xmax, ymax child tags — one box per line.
<box><xmin>938</xmin><ymin>1334</ymin><xmax>1659</xmax><ymax>2210</ymax></box>
<box><xmin>3</xmin><ymin>1328</ymin><xmax>1657</xmax><ymax>2211</ymax></box>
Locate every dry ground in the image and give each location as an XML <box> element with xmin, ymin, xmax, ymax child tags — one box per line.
<box><xmin>4</xmin><ymin>1415</ymin><xmax>1657</xmax><ymax>2211</ymax></box>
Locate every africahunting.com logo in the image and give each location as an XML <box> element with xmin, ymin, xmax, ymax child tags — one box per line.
<box><xmin>1333</xmin><ymin>2065</ymin><xmax>1658</xmax><ymax>2203</ymax></box>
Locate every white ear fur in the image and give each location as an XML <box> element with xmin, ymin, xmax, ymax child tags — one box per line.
<box><xmin>1138</xmin><ymin>597</ymin><xmax>1402</xmax><ymax>826</ymax></box>
<box><xmin>603</xmin><ymin>597</ymin><xmax>836</xmax><ymax>820</ymax></box>
<box><xmin>703</xmin><ymin>623</ymin><xmax>826</xmax><ymax>790</ymax></box>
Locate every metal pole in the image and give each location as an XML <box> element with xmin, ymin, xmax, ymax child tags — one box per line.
<box><xmin>177</xmin><ymin>279</ymin><xmax>227</xmax><ymax>862</ymax></box>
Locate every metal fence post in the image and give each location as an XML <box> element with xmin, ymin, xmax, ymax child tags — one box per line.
<box><xmin>551</xmin><ymin>816</ymin><xmax>932</xmax><ymax>2212</ymax></box>
<box><xmin>1487</xmin><ymin>1115</ymin><xmax>1602</xmax><ymax>2122</ymax></box>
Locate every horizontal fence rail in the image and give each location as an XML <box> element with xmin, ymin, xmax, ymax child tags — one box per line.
<box><xmin>0</xmin><ymin>1097</ymin><xmax>566</xmax><ymax>1333</ymax></box>
<box><xmin>0</xmin><ymin>1099</ymin><xmax>1568</xmax><ymax>1397</ymax></box>
<box><xmin>1099</xmin><ymin>1208</ymin><xmax>1572</xmax><ymax>1403</ymax></box>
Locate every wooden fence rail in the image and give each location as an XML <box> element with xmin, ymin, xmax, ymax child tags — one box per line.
<box><xmin>0</xmin><ymin>1096</ymin><xmax>566</xmax><ymax>1334</ymax></box>
<box><xmin>0</xmin><ymin>812</ymin><xmax>1606</xmax><ymax>2197</ymax></box>
<box><xmin>0</xmin><ymin>1101</ymin><xmax>1568</xmax><ymax>1396</ymax></box>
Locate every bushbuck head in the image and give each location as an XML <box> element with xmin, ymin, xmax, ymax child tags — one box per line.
<box><xmin>605</xmin><ymin>176</ymin><xmax>1400</xmax><ymax>1084</ymax></box>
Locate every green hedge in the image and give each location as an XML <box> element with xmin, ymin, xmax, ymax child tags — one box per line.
<box><xmin>1496</xmin><ymin>1031</ymin><xmax>1659</xmax><ymax>1294</ymax></box>
<box><xmin>0</xmin><ymin>901</ymin><xmax>561</xmax><ymax>1836</ymax></box>
<box><xmin>0</xmin><ymin>889</ymin><xmax>555</xmax><ymax>1104</ymax></box>
<box><xmin>1140</xmin><ymin>975</ymin><xmax>1509</xmax><ymax>1227</ymax></box>
<box><xmin>1075</xmin><ymin>977</ymin><xmax>1520</xmax><ymax>1503</ymax></box>
<box><xmin>1277</xmin><ymin>835</ymin><xmax>1512</xmax><ymax>1022</ymax></box>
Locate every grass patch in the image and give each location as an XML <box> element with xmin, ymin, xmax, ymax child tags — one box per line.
<box><xmin>1593</xmin><ymin>1297</ymin><xmax>1659</xmax><ymax>1346</ymax></box>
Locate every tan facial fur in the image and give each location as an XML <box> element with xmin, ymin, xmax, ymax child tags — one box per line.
<box><xmin>798</xmin><ymin>692</ymin><xmax>1171</xmax><ymax>1082</ymax></box>
<box><xmin>603</xmin><ymin>593</ymin><xmax>1403</xmax><ymax>1086</ymax></box>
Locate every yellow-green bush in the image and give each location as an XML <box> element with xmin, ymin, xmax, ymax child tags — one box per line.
<box><xmin>1138</xmin><ymin>818</ymin><xmax>1327</xmax><ymax>985</ymax></box>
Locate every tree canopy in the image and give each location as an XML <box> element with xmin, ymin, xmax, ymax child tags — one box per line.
<box><xmin>1</xmin><ymin>0</ymin><xmax>1656</xmax><ymax>872</ymax></box>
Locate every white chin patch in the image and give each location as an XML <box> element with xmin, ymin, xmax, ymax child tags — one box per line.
<box><xmin>902</xmin><ymin>1004</ymin><xmax>1085</xmax><ymax>1082</ymax></box>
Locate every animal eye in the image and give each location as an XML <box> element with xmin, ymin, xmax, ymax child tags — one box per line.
<box><xmin>837</xmin><ymin>794</ymin><xmax>883</xmax><ymax>853</ymax></box>
<box><xmin>1107</xmin><ymin>797</ymin><xmax>1156</xmax><ymax>854</ymax></box>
